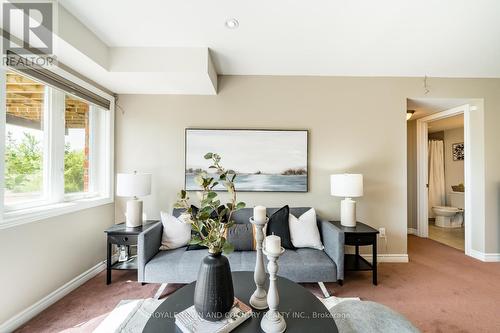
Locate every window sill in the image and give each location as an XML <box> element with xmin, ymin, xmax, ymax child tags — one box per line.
<box><xmin>1</xmin><ymin>196</ymin><xmax>114</xmax><ymax>230</ymax></box>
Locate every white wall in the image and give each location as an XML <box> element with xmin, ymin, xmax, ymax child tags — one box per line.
<box><xmin>0</xmin><ymin>204</ymin><xmax>114</xmax><ymax>326</ymax></box>
<box><xmin>115</xmin><ymin>75</ymin><xmax>500</xmax><ymax>257</ymax></box>
<box><xmin>444</xmin><ymin>127</ymin><xmax>464</xmax><ymax>205</ymax></box>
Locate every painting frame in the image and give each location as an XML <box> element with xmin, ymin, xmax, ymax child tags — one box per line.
<box><xmin>452</xmin><ymin>142</ymin><xmax>464</xmax><ymax>161</ymax></box>
<box><xmin>184</xmin><ymin>128</ymin><xmax>309</xmax><ymax>192</ymax></box>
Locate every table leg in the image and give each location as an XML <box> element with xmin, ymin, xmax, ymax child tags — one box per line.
<box><xmin>107</xmin><ymin>242</ymin><xmax>112</xmax><ymax>285</ymax></box>
<box><xmin>373</xmin><ymin>237</ymin><xmax>378</xmax><ymax>285</ymax></box>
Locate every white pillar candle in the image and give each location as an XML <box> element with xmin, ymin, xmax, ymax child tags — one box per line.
<box><xmin>253</xmin><ymin>205</ymin><xmax>267</xmax><ymax>223</ymax></box>
<box><xmin>265</xmin><ymin>234</ymin><xmax>281</xmax><ymax>254</ymax></box>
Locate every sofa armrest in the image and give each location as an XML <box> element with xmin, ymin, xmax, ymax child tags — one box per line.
<box><xmin>320</xmin><ymin>220</ymin><xmax>345</xmax><ymax>280</ymax></box>
<box><xmin>138</xmin><ymin>222</ymin><xmax>162</xmax><ymax>282</ymax></box>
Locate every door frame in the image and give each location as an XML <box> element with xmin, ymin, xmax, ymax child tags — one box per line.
<box><xmin>416</xmin><ymin>104</ymin><xmax>471</xmax><ymax>255</ymax></box>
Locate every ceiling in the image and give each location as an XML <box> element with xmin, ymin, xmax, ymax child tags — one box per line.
<box><xmin>428</xmin><ymin>114</ymin><xmax>464</xmax><ymax>133</ymax></box>
<box><xmin>407</xmin><ymin>98</ymin><xmax>471</xmax><ymax>120</ymax></box>
<box><xmin>59</xmin><ymin>0</ymin><xmax>500</xmax><ymax>78</ymax></box>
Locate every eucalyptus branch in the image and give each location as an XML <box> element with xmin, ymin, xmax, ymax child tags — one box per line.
<box><xmin>174</xmin><ymin>152</ymin><xmax>245</xmax><ymax>254</ymax></box>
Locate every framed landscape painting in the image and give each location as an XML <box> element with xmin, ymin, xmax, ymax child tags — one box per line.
<box><xmin>185</xmin><ymin>129</ymin><xmax>308</xmax><ymax>192</ymax></box>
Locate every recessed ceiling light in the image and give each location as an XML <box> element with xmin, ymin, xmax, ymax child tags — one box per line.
<box><xmin>225</xmin><ymin>18</ymin><xmax>239</xmax><ymax>29</ymax></box>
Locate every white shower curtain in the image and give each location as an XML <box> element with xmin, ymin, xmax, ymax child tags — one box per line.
<box><xmin>428</xmin><ymin>140</ymin><xmax>446</xmax><ymax>217</ymax></box>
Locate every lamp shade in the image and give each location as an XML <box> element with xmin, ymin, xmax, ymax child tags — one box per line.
<box><xmin>116</xmin><ymin>172</ymin><xmax>152</xmax><ymax>197</ymax></box>
<box><xmin>330</xmin><ymin>174</ymin><xmax>363</xmax><ymax>198</ymax></box>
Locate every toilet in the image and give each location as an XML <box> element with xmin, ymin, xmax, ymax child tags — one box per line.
<box><xmin>432</xmin><ymin>191</ymin><xmax>464</xmax><ymax>228</ymax></box>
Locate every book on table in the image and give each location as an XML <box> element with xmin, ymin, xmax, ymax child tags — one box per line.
<box><xmin>175</xmin><ymin>298</ymin><xmax>252</xmax><ymax>333</ymax></box>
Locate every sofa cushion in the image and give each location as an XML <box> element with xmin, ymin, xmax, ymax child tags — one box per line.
<box><xmin>289</xmin><ymin>208</ymin><xmax>324</xmax><ymax>250</ymax></box>
<box><xmin>266</xmin><ymin>205</ymin><xmax>295</xmax><ymax>250</ymax></box>
<box><xmin>159</xmin><ymin>212</ymin><xmax>191</xmax><ymax>250</ymax></box>
<box><xmin>275</xmin><ymin>248</ymin><xmax>337</xmax><ymax>282</ymax></box>
<box><xmin>225</xmin><ymin>223</ymin><xmax>253</xmax><ymax>251</ymax></box>
<box><xmin>144</xmin><ymin>247</ymin><xmax>336</xmax><ymax>284</ymax></box>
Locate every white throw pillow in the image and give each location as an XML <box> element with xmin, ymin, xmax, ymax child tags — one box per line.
<box><xmin>159</xmin><ymin>212</ymin><xmax>192</xmax><ymax>250</ymax></box>
<box><xmin>289</xmin><ymin>208</ymin><xmax>324</xmax><ymax>250</ymax></box>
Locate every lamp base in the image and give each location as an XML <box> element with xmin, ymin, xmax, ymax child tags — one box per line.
<box><xmin>126</xmin><ymin>199</ymin><xmax>143</xmax><ymax>228</ymax></box>
<box><xmin>340</xmin><ymin>198</ymin><xmax>356</xmax><ymax>227</ymax></box>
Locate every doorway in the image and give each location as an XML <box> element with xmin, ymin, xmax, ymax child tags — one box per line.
<box><xmin>416</xmin><ymin>105</ymin><xmax>471</xmax><ymax>254</ymax></box>
<box><xmin>407</xmin><ymin>98</ymin><xmax>477</xmax><ymax>256</ymax></box>
<box><xmin>426</xmin><ymin>113</ymin><xmax>465</xmax><ymax>250</ymax></box>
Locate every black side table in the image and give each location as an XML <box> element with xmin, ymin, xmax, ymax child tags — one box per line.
<box><xmin>331</xmin><ymin>221</ymin><xmax>379</xmax><ymax>285</ymax></box>
<box><xmin>104</xmin><ymin>221</ymin><xmax>159</xmax><ymax>285</ymax></box>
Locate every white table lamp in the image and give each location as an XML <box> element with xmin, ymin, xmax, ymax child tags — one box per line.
<box><xmin>116</xmin><ymin>172</ymin><xmax>152</xmax><ymax>228</ymax></box>
<box><xmin>330</xmin><ymin>174</ymin><xmax>363</xmax><ymax>227</ymax></box>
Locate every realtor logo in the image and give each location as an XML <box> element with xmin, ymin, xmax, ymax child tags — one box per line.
<box><xmin>2</xmin><ymin>1</ymin><xmax>54</xmax><ymax>55</ymax></box>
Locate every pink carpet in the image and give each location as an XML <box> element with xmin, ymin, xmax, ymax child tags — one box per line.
<box><xmin>15</xmin><ymin>236</ymin><xmax>500</xmax><ymax>332</ymax></box>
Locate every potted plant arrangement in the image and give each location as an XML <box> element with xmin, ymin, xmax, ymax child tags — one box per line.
<box><xmin>175</xmin><ymin>152</ymin><xmax>245</xmax><ymax>321</ymax></box>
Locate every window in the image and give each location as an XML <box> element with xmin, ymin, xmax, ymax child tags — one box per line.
<box><xmin>64</xmin><ymin>95</ymin><xmax>90</xmax><ymax>194</ymax></box>
<box><xmin>2</xmin><ymin>69</ymin><xmax>113</xmax><ymax>220</ymax></box>
<box><xmin>4</xmin><ymin>72</ymin><xmax>47</xmax><ymax>207</ymax></box>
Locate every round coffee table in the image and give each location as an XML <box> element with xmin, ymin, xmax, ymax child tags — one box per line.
<box><xmin>144</xmin><ymin>271</ymin><xmax>338</xmax><ymax>332</ymax></box>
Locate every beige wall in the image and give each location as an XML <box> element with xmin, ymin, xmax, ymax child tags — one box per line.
<box><xmin>444</xmin><ymin>127</ymin><xmax>465</xmax><ymax>205</ymax></box>
<box><xmin>115</xmin><ymin>75</ymin><xmax>500</xmax><ymax>257</ymax></box>
<box><xmin>0</xmin><ymin>204</ymin><xmax>114</xmax><ymax>324</ymax></box>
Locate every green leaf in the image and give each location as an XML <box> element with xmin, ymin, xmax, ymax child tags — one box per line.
<box><xmin>210</xmin><ymin>181</ymin><xmax>219</xmax><ymax>189</ymax></box>
<box><xmin>201</xmin><ymin>198</ymin><xmax>212</xmax><ymax>206</ymax></box>
<box><xmin>207</xmin><ymin>191</ymin><xmax>217</xmax><ymax>199</ymax></box>
<box><xmin>180</xmin><ymin>190</ymin><xmax>187</xmax><ymax>199</ymax></box>
<box><xmin>204</xmin><ymin>152</ymin><xmax>213</xmax><ymax>159</ymax></box>
<box><xmin>198</xmin><ymin>212</ymin><xmax>210</xmax><ymax>220</ymax></box>
<box><xmin>202</xmin><ymin>178</ymin><xmax>213</xmax><ymax>188</ymax></box>
<box><xmin>218</xmin><ymin>208</ymin><xmax>228</xmax><ymax>219</ymax></box>
<box><xmin>236</xmin><ymin>202</ymin><xmax>246</xmax><ymax>210</ymax></box>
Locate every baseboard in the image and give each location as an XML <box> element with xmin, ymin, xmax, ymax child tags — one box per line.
<box><xmin>361</xmin><ymin>254</ymin><xmax>409</xmax><ymax>263</ymax></box>
<box><xmin>407</xmin><ymin>228</ymin><xmax>418</xmax><ymax>235</ymax></box>
<box><xmin>0</xmin><ymin>261</ymin><xmax>107</xmax><ymax>333</ymax></box>
<box><xmin>469</xmin><ymin>249</ymin><xmax>500</xmax><ymax>262</ymax></box>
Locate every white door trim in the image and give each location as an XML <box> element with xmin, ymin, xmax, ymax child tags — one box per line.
<box><xmin>416</xmin><ymin>104</ymin><xmax>471</xmax><ymax>255</ymax></box>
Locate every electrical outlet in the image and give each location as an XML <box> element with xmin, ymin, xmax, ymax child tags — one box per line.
<box><xmin>379</xmin><ymin>227</ymin><xmax>386</xmax><ymax>238</ymax></box>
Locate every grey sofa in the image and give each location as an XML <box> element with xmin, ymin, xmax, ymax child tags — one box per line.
<box><xmin>137</xmin><ymin>207</ymin><xmax>344</xmax><ymax>289</ymax></box>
